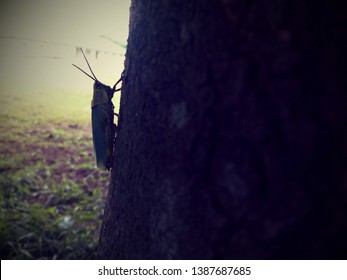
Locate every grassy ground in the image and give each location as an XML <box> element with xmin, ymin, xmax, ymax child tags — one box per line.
<box><xmin>0</xmin><ymin>88</ymin><xmax>114</xmax><ymax>259</ymax></box>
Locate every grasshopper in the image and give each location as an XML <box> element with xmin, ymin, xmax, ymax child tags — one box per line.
<box><xmin>72</xmin><ymin>48</ymin><xmax>122</xmax><ymax>171</ymax></box>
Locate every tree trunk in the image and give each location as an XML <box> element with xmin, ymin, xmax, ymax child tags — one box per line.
<box><xmin>98</xmin><ymin>0</ymin><xmax>347</xmax><ymax>259</ymax></box>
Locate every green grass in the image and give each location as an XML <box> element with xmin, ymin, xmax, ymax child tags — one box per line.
<box><xmin>0</xmin><ymin>88</ymin><xmax>115</xmax><ymax>259</ymax></box>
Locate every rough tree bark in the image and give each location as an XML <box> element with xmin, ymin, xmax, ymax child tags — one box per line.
<box><xmin>98</xmin><ymin>0</ymin><xmax>346</xmax><ymax>259</ymax></box>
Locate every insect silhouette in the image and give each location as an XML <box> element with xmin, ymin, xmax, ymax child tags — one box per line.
<box><xmin>72</xmin><ymin>48</ymin><xmax>122</xmax><ymax>171</ymax></box>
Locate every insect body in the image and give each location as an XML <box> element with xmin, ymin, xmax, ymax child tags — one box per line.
<box><xmin>73</xmin><ymin>48</ymin><xmax>122</xmax><ymax>171</ymax></box>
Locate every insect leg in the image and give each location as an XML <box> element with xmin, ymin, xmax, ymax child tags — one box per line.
<box><xmin>112</xmin><ymin>70</ymin><xmax>124</xmax><ymax>92</ymax></box>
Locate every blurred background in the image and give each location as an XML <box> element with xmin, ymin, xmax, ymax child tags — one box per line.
<box><xmin>0</xmin><ymin>0</ymin><xmax>130</xmax><ymax>259</ymax></box>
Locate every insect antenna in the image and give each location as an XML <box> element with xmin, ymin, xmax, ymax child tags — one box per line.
<box><xmin>72</xmin><ymin>63</ymin><xmax>96</xmax><ymax>81</ymax></box>
<box><xmin>79</xmin><ymin>48</ymin><xmax>98</xmax><ymax>81</ymax></box>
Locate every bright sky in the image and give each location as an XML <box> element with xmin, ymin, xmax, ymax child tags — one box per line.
<box><xmin>0</xmin><ymin>0</ymin><xmax>130</xmax><ymax>48</ymax></box>
<box><xmin>0</xmin><ymin>0</ymin><xmax>131</xmax><ymax>94</ymax></box>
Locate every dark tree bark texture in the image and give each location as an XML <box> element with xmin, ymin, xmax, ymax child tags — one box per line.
<box><xmin>98</xmin><ymin>0</ymin><xmax>347</xmax><ymax>259</ymax></box>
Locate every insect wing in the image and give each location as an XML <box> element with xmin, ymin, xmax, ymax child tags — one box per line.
<box><xmin>92</xmin><ymin>104</ymin><xmax>109</xmax><ymax>170</ymax></box>
<box><xmin>91</xmin><ymin>82</ymin><xmax>114</xmax><ymax>170</ymax></box>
